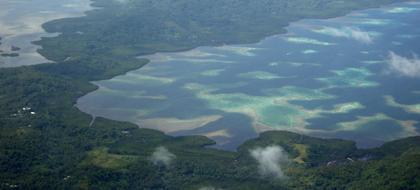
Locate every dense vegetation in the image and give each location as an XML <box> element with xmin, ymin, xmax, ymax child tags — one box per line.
<box><xmin>38</xmin><ymin>0</ymin><xmax>405</xmax><ymax>65</ymax></box>
<box><xmin>0</xmin><ymin>0</ymin><xmax>418</xmax><ymax>189</ymax></box>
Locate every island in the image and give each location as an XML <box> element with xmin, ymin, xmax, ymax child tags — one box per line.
<box><xmin>0</xmin><ymin>0</ymin><xmax>418</xmax><ymax>189</ymax></box>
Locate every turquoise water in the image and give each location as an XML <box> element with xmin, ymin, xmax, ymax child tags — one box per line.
<box><xmin>78</xmin><ymin>1</ymin><xmax>420</xmax><ymax>150</ymax></box>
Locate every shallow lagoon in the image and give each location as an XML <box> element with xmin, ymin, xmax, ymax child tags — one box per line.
<box><xmin>78</xmin><ymin>2</ymin><xmax>420</xmax><ymax>150</ymax></box>
<box><xmin>0</xmin><ymin>0</ymin><xmax>92</xmax><ymax>67</ymax></box>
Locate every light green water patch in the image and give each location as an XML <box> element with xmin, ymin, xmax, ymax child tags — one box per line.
<box><xmin>284</xmin><ymin>37</ymin><xmax>335</xmax><ymax>46</ymax></box>
<box><xmin>336</xmin><ymin>114</ymin><xmax>395</xmax><ymax>131</ymax></box>
<box><xmin>368</xmin><ymin>31</ymin><xmax>383</xmax><ymax>38</ymax></box>
<box><xmin>287</xmin><ymin>62</ymin><xmax>304</xmax><ymax>67</ymax></box>
<box><xmin>264</xmin><ymin>86</ymin><xmax>334</xmax><ymax>101</ymax></box>
<box><xmin>176</xmin><ymin>49</ymin><xmax>226</xmax><ymax>58</ymax></box>
<box><xmin>172</xmin><ymin>58</ymin><xmax>235</xmax><ymax>64</ymax></box>
<box><xmin>142</xmin><ymin>54</ymin><xmax>173</xmax><ymax>62</ymax></box>
<box><xmin>200</xmin><ymin>69</ymin><xmax>226</xmax><ymax>77</ymax></box>
<box><xmin>337</xmin><ymin>15</ymin><xmax>393</xmax><ymax>26</ymax></box>
<box><xmin>237</xmin><ymin>71</ymin><xmax>284</xmax><ymax>80</ymax></box>
<box><xmin>269</xmin><ymin>62</ymin><xmax>281</xmax><ymax>66</ymax></box>
<box><xmin>144</xmin><ymin>53</ymin><xmax>234</xmax><ymax>64</ymax></box>
<box><xmin>385</xmin><ymin>95</ymin><xmax>420</xmax><ymax>114</ymax></box>
<box><xmin>268</xmin><ymin>61</ymin><xmax>320</xmax><ymax>67</ymax></box>
<box><xmin>269</xmin><ymin>61</ymin><xmax>302</xmax><ymax>67</ymax></box>
<box><xmin>215</xmin><ymin>46</ymin><xmax>261</xmax><ymax>56</ymax></box>
<box><xmin>359</xmin><ymin>18</ymin><xmax>392</xmax><ymax>26</ymax></box>
<box><xmin>184</xmin><ymin>83</ymin><xmax>337</xmax><ymax>132</ymax></box>
<box><xmin>312</xmin><ymin>26</ymin><xmax>376</xmax><ymax>44</ymax></box>
<box><xmin>350</xmin><ymin>12</ymin><xmax>368</xmax><ymax>17</ymax></box>
<box><xmin>184</xmin><ymin>82</ymin><xmax>247</xmax><ymax>92</ymax></box>
<box><xmin>335</xmin><ymin>113</ymin><xmax>418</xmax><ymax>138</ymax></box>
<box><xmin>328</xmin><ymin>102</ymin><xmax>365</xmax><ymax>114</ymax></box>
<box><xmin>412</xmin><ymin>91</ymin><xmax>420</xmax><ymax>95</ymax></box>
<box><xmin>361</xmin><ymin>60</ymin><xmax>386</xmax><ymax>65</ymax></box>
<box><xmin>259</xmin><ymin>105</ymin><xmax>303</xmax><ymax>127</ymax></box>
<box><xmin>302</xmin><ymin>49</ymin><xmax>318</xmax><ymax>54</ymax></box>
<box><xmin>290</xmin><ymin>62</ymin><xmax>321</xmax><ymax>67</ymax></box>
<box><xmin>386</xmin><ymin>7</ymin><xmax>419</xmax><ymax>13</ymax></box>
<box><xmin>317</xmin><ymin>67</ymin><xmax>379</xmax><ymax>88</ymax></box>
<box><xmin>112</xmin><ymin>73</ymin><xmax>175</xmax><ymax>86</ymax></box>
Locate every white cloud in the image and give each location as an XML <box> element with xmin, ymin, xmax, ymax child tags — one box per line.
<box><xmin>388</xmin><ymin>51</ymin><xmax>420</xmax><ymax>77</ymax></box>
<box><xmin>150</xmin><ymin>146</ymin><xmax>176</xmax><ymax>166</ymax></box>
<box><xmin>313</xmin><ymin>27</ymin><xmax>374</xmax><ymax>44</ymax></box>
<box><xmin>250</xmin><ymin>145</ymin><xmax>289</xmax><ymax>179</ymax></box>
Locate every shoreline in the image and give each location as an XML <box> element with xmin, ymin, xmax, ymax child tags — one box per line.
<box><xmin>1</xmin><ymin>1</ymin><xmax>420</xmax><ymax>188</ymax></box>
<box><xmin>75</xmin><ymin>0</ymin><xmax>416</xmax><ymax>150</ymax></box>
<box><xmin>0</xmin><ymin>0</ymin><xmax>415</xmax><ymax>150</ymax></box>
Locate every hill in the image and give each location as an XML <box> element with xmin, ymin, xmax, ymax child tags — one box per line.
<box><xmin>0</xmin><ymin>0</ymin><xmax>417</xmax><ymax>189</ymax></box>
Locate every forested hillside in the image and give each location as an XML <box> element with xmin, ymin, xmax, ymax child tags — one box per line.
<box><xmin>0</xmin><ymin>0</ymin><xmax>417</xmax><ymax>189</ymax></box>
